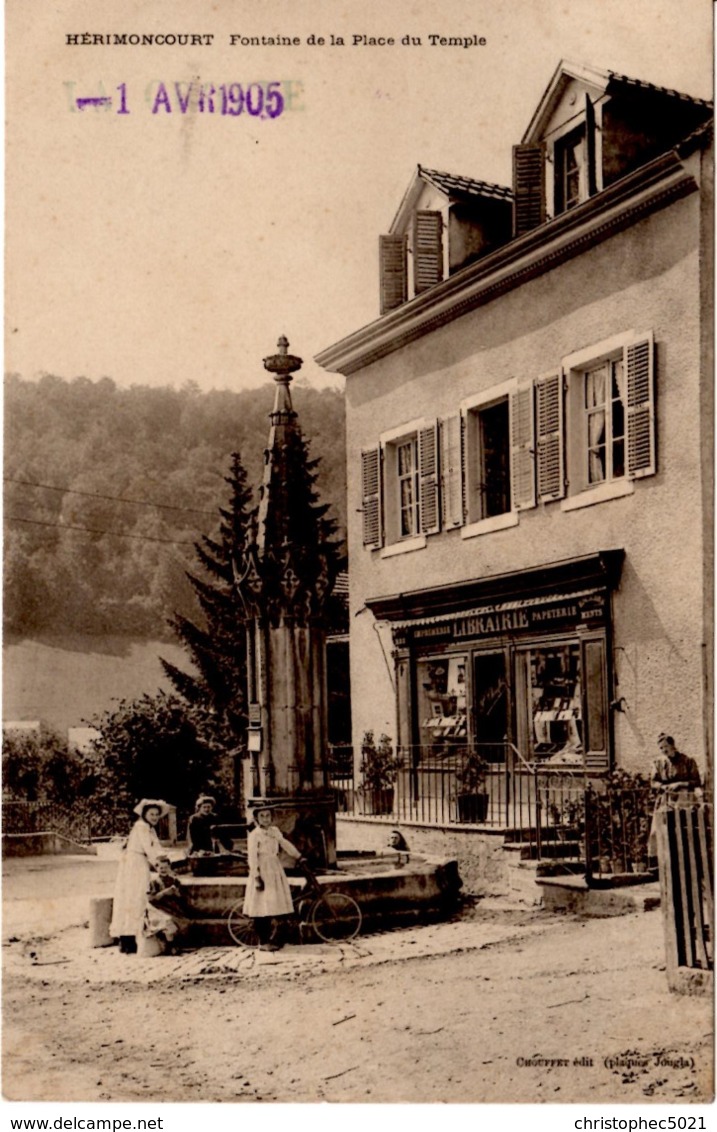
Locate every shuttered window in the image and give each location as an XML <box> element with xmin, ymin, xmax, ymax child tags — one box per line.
<box><xmin>510</xmin><ymin>384</ymin><xmax>537</xmax><ymax>510</ymax></box>
<box><xmin>379</xmin><ymin>234</ymin><xmax>408</xmax><ymax>315</ymax></box>
<box><xmin>626</xmin><ymin>333</ymin><xmax>656</xmax><ymax>479</ymax></box>
<box><xmin>413</xmin><ymin>211</ymin><xmax>443</xmax><ymax>294</ymax></box>
<box><xmin>361</xmin><ymin>447</ymin><xmax>382</xmax><ymax>548</ymax></box>
<box><xmin>418</xmin><ymin>422</ymin><xmax>440</xmax><ymax>534</ymax></box>
<box><xmin>536</xmin><ymin>373</ymin><xmax>565</xmax><ymax>501</ymax></box>
<box><xmin>440</xmin><ymin>414</ymin><xmax>464</xmax><ymax>529</ymax></box>
<box><xmin>513</xmin><ymin>144</ymin><xmax>545</xmax><ymax>236</ymax></box>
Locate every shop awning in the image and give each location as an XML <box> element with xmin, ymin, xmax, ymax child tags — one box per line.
<box><xmin>364</xmin><ymin>549</ymin><xmax>624</xmax><ymax>624</ymax></box>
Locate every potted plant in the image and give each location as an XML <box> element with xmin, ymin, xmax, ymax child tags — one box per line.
<box><xmin>358</xmin><ymin>731</ymin><xmax>402</xmax><ymax>815</ymax></box>
<box><xmin>586</xmin><ymin>770</ymin><xmax>653</xmax><ymax>881</ymax></box>
<box><xmin>455</xmin><ymin>749</ymin><xmax>490</xmax><ymax>823</ymax></box>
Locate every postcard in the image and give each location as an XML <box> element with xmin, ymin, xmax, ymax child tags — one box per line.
<box><xmin>3</xmin><ymin>0</ymin><xmax>714</xmax><ymax>1116</ymax></box>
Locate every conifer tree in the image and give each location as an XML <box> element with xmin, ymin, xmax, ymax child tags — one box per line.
<box><xmin>161</xmin><ymin>452</ymin><xmax>254</xmax><ymax>751</ymax></box>
<box><xmin>162</xmin><ymin>427</ymin><xmax>345</xmax><ymax>785</ymax></box>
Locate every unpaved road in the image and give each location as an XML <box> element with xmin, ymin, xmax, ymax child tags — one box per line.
<box><xmin>3</xmin><ymin>898</ymin><xmax>712</xmax><ymax>1104</ymax></box>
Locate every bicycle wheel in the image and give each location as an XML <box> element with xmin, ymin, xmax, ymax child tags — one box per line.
<box><xmin>311</xmin><ymin>891</ymin><xmax>362</xmax><ymax>943</ymax></box>
<box><xmin>227</xmin><ymin>904</ymin><xmax>261</xmax><ymax>948</ymax></box>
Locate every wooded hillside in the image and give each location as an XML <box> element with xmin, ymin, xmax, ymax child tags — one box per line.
<box><xmin>4</xmin><ymin>374</ymin><xmax>346</xmax><ymax>641</ymax></box>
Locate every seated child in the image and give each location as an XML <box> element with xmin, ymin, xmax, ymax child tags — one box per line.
<box><xmin>144</xmin><ymin>855</ymin><xmax>190</xmax><ymax>952</ymax></box>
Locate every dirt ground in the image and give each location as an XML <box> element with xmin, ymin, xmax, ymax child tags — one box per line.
<box><xmin>2</xmin><ymin>855</ymin><xmax>713</xmax><ymax>1104</ymax></box>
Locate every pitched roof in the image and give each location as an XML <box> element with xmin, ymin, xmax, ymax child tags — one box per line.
<box><xmin>607</xmin><ymin>71</ymin><xmax>713</xmax><ymax>110</ymax></box>
<box><xmin>390</xmin><ymin>164</ymin><xmax>512</xmax><ymax>233</ymax></box>
<box><xmin>522</xmin><ymin>58</ymin><xmax>712</xmax><ymax>144</ymax></box>
<box><xmin>419</xmin><ymin>166</ymin><xmax>513</xmax><ymax>201</ymax></box>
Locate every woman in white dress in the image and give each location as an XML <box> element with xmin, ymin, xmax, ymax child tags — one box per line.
<box><xmin>110</xmin><ymin>799</ymin><xmax>169</xmax><ymax>953</ymax></box>
<box><xmin>243</xmin><ymin>807</ymin><xmax>304</xmax><ymax>950</ymax></box>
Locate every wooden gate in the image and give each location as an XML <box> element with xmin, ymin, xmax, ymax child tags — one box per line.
<box><xmin>655</xmin><ymin>800</ymin><xmax>713</xmax><ymax>994</ymax></box>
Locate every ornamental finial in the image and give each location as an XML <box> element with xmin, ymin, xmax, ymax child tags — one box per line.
<box><xmin>263</xmin><ymin>335</ymin><xmax>303</xmax><ymax>382</ymax></box>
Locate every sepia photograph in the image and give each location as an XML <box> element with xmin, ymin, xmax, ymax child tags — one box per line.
<box><xmin>2</xmin><ymin>0</ymin><xmax>714</xmax><ymax>1112</ymax></box>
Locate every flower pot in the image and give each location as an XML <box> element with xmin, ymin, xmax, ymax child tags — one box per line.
<box><xmin>456</xmin><ymin>792</ymin><xmax>489</xmax><ymax>824</ymax></box>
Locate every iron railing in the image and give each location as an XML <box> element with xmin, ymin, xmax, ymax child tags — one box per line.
<box><xmin>329</xmin><ymin>745</ymin><xmax>658</xmax><ymax>880</ymax></box>
<box><xmin>584</xmin><ymin>781</ymin><xmax>654</xmax><ymax>878</ymax></box>
<box><xmin>2</xmin><ymin>800</ymin><xmax>147</xmax><ymax>843</ymax></box>
<box><xmin>328</xmin><ymin>742</ymin><xmax>576</xmax><ymax>834</ymax></box>
<box><xmin>2</xmin><ymin>800</ymin><xmax>94</xmax><ymax>843</ymax></box>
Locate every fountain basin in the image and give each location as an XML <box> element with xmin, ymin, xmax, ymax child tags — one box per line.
<box><xmin>140</xmin><ymin>852</ymin><xmax>463</xmax><ymax>947</ymax></box>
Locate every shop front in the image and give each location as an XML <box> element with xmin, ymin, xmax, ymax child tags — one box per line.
<box><xmin>367</xmin><ymin>551</ymin><xmax>624</xmax><ymax>780</ymax></box>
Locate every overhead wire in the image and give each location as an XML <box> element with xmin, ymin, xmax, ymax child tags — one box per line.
<box><xmin>7</xmin><ymin>514</ymin><xmax>201</xmax><ymax>546</ymax></box>
<box><xmin>4</xmin><ymin>475</ymin><xmax>217</xmax><ymax>517</ymax></box>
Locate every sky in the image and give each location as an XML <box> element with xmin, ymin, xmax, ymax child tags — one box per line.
<box><xmin>5</xmin><ymin>0</ymin><xmax>713</xmax><ymax>394</ymax></box>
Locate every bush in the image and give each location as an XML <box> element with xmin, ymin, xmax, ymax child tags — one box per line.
<box><xmin>87</xmin><ymin>691</ymin><xmax>232</xmax><ymax>818</ymax></box>
<box><xmin>2</xmin><ymin>728</ymin><xmax>94</xmax><ymax>803</ymax></box>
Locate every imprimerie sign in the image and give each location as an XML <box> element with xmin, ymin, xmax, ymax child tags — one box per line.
<box><xmin>396</xmin><ymin>591</ymin><xmax>607</xmax><ymax>646</ymax></box>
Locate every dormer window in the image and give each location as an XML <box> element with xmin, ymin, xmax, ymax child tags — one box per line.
<box><xmin>379</xmin><ymin>167</ymin><xmax>513</xmax><ymax>314</ymax></box>
<box><xmin>555</xmin><ymin>124</ymin><xmax>586</xmax><ymax>212</ymax></box>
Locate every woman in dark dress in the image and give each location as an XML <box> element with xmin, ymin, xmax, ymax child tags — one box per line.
<box><xmin>187</xmin><ymin>795</ymin><xmax>219</xmax><ymax>855</ymax></box>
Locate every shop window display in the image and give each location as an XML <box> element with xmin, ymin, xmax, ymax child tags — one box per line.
<box><xmin>417</xmin><ymin>655</ymin><xmax>468</xmax><ymax>756</ymax></box>
<box><xmin>527</xmin><ymin>643</ymin><xmax>583</xmax><ymax>762</ymax></box>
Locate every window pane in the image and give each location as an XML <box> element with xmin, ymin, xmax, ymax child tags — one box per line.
<box><xmin>416</xmin><ymin>656</ymin><xmax>468</xmax><ymax>758</ymax></box>
<box><xmin>398</xmin><ymin>443</ymin><xmax>413</xmax><ymax>476</ymax></box>
<box><xmin>613</xmin><ymin>439</ymin><xmax>625</xmax><ymax>479</ymax></box>
<box><xmin>526</xmin><ymin>643</ymin><xmax>582</xmax><ymax>762</ymax></box>
<box><xmin>586</xmin><ymin>365</ymin><xmax>607</xmax><ymax>408</ymax></box>
<box><xmin>555</xmin><ymin>126</ymin><xmax>585</xmax><ymax>212</ymax></box>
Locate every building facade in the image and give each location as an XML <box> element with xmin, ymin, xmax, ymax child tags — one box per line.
<box><xmin>317</xmin><ymin>62</ymin><xmax>713</xmax><ymax>810</ymax></box>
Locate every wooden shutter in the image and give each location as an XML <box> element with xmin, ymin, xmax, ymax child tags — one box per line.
<box><xmin>440</xmin><ymin>414</ymin><xmax>464</xmax><ymax>529</ymax></box>
<box><xmin>581</xmin><ymin>633</ymin><xmax>610</xmax><ymax>771</ymax></box>
<box><xmin>379</xmin><ymin>234</ymin><xmax>407</xmax><ymax>314</ymax></box>
<box><xmin>535</xmin><ymin>373</ymin><xmax>565</xmax><ymax>502</ymax></box>
<box><xmin>585</xmin><ymin>94</ymin><xmax>598</xmax><ymax>198</ymax></box>
<box><xmin>626</xmin><ymin>332</ymin><xmax>656</xmax><ymax>479</ymax></box>
<box><xmin>361</xmin><ymin>446</ymin><xmax>383</xmax><ymax>548</ymax></box>
<box><xmin>513</xmin><ymin>144</ymin><xmax>545</xmax><ymax>236</ymax></box>
<box><xmin>510</xmin><ymin>383</ymin><xmax>536</xmax><ymax>510</ymax></box>
<box><xmin>418</xmin><ymin>422</ymin><xmax>440</xmax><ymax>535</ymax></box>
<box><xmin>413</xmin><ymin>211</ymin><xmax>443</xmax><ymax>294</ymax></box>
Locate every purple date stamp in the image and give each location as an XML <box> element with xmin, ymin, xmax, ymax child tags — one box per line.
<box><xmin>65</xmin><ymin>80</ymin><xmax>305</xmax><ymax>117</ymax></box>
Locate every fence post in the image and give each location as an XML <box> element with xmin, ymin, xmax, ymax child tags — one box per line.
<box><xmin>656</xmin><ymin>803</ymin><xmax>713</xmax><ymax>995</ymax></box>
<box><xmin>584</xmin><ymin>787</ymin><xmax>593</xmax><ymax>883</ymax></box>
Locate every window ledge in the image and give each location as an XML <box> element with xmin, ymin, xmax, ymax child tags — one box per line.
<box><xmin>461</xmin><ymin>511</ymin><xmax>519</xmax><ymax>540</ymax></box>
<box><xmin>561</xmin><ymin>479</ymin><xmax>635</xmax><ymax>512</ymax></box>
<box><xmin>380</xmin><ymin>535</ymin><xmax>427</xmax><ymax>558</ymax></box>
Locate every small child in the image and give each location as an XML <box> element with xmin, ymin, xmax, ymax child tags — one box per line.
<box><xmin>388</xmin><ymin>829</ymin><xmax>410</xmax><ymax>867</ymax></box>
<box><xmin>144</xmin><ymin>856</ymin><xmax>189</xmax><ymax>952</ymax></box>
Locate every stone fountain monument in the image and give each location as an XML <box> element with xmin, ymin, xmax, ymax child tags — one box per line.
<box><xmin>233</xmin><ymin>337</ymin><xmax>339</xmax><ymax>866</ymax></box>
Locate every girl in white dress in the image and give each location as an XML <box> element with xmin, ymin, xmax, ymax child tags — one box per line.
<box><xmin>110</xmin><ymin>799</ymin><xmax>168</xmax><ymax>953</ymax></box>
<box><xmin>243</xmin><ymin>807</ymin><xmax>304</xmax><ymax>950</ymax></box>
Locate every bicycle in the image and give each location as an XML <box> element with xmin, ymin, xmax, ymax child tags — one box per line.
<box><xmin>226</xmin><ymin>866</ymin><xmax>362</xmax><ymax>947</ymax></box>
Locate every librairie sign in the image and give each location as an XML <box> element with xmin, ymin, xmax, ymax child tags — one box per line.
<box><xmin>395</xmin><ymin>591</ymin><xmax>608</xmax><ymax>646</ymax></box>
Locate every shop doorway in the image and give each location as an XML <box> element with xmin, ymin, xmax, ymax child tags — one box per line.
<box><xmin>472</xmin><ymin>651</ymin><xmax>509</xmax><ymax>762</ymax></box>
